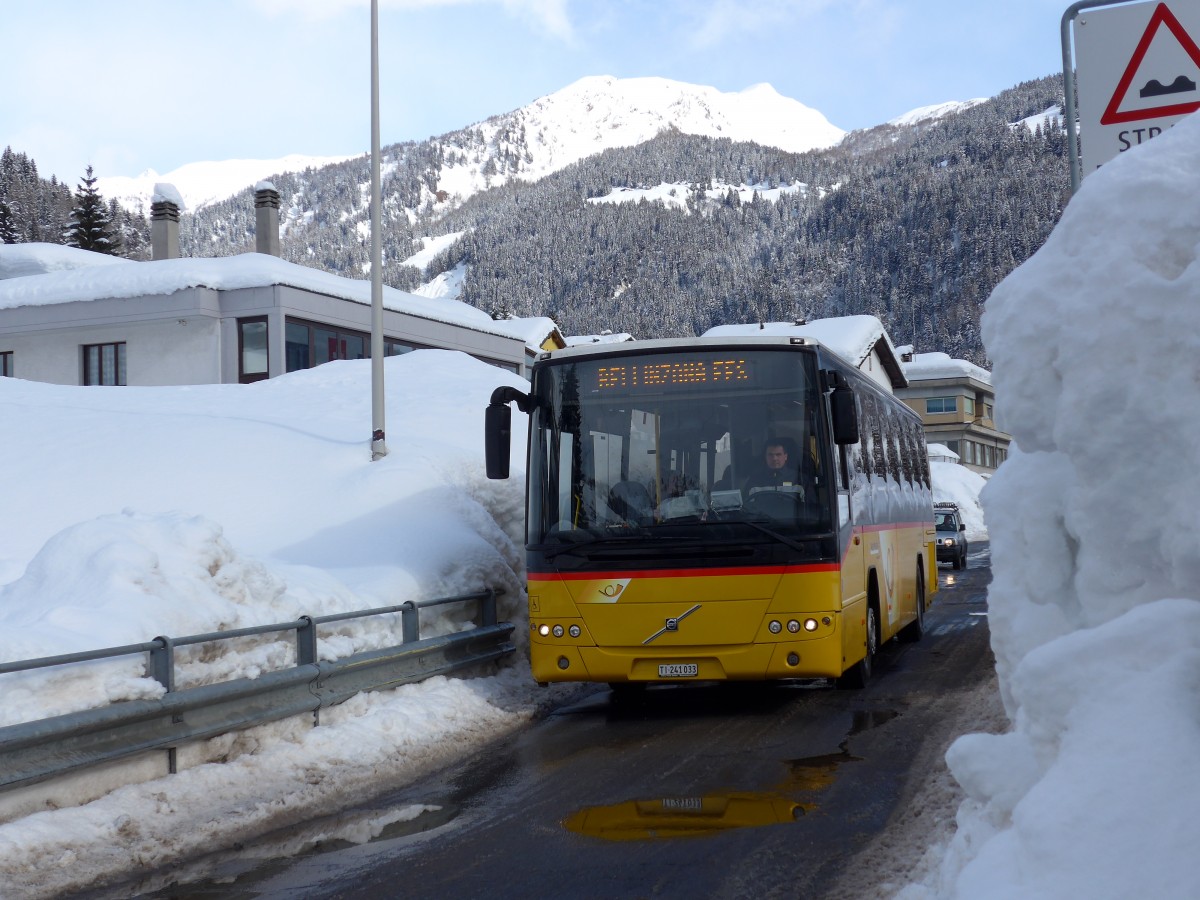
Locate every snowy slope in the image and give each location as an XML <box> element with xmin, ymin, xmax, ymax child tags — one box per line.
<box><xmin>95</xmin><ymin>153</ymin><xmax>361</xmax><ymax>214</ymax></box>
<box><xmin>96</xmin><ymin>77</ymin><xmax>846</xmax><ymax>216</ymax></box>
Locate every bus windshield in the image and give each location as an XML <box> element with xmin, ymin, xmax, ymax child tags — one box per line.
<box><xmin>527</xmin><ymin>348</ymin><xmax>835</xmax><ymax>545</ymax></box>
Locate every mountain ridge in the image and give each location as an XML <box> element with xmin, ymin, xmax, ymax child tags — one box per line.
<box><xmin>4</xmin><ymin>72</ymin><xmax>1069</xmax><ymax>367</ymax></box>
<box><xmin>97</xmin><ymin>75</ymin><xmax>946</xmax><ymax>214</ymax></box>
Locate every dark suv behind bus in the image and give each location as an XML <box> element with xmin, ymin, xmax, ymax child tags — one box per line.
<box><xmin>935</xmin><ymin>503</ymin><xmax>968</xmax><ymax>570</ymax></box>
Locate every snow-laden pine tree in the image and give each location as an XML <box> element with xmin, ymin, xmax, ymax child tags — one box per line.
<box><xmin>0</xmin><ymin>199</ymin><xmax>19</xmax><ymax>244</ymax></box>
<box><xmin>63</xmin><ymin>165</ymin><xmax>122</xmax><ymax>255</ymax></box>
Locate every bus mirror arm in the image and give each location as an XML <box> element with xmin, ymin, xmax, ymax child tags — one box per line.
<box><xmin>485</xmin><ymin>386</ymin><xmax>534</xmax><ymax>480</ymax></box>
<box><xmin>489</xmin><ymin>385</ymin><xmax>535</xmax><ymax>414</ymax></box>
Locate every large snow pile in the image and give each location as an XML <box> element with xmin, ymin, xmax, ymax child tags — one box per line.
<box><xmin>0</xmin><ymin>351</ymin><xmax>595</xmax><ymax>897</ymax></box>
<box><xmin>903</xmin><ymin>114</ymin><xmax>1200</xmax><ymax>898</ymax></box>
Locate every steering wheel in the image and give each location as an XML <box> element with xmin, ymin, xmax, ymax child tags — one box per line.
<box><xmin>745</xmin><ymin>490</ymin><xmax>806</xmax><ymax>520</ymax></box>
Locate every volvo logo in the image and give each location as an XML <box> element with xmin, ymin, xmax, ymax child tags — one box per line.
<box><xmin>643</xmin><ymin>604</ymin><xmax>701</xmax><ymax>644</ymax></box>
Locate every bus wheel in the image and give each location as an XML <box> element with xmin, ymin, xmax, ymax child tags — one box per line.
<box><xmin>899</xmin><ymin>567</ymin><xmax>925</xmax><ymax>643</ymax></box>
<box><xmin>838</xmin><ymin>603</ymin><xmax>878</xmax><ymax>690</ymax></box>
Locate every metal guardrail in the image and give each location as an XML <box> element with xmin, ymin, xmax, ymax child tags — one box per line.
<box><xmin>0</xmin><ymin>589</ymin><xmax>514</xmax><ymax>793</ymax></box>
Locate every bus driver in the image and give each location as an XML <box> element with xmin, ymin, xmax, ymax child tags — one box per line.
<box><xmin>743</xmin><ymin>439</ymin><xmax>799</xmax><ymax>493</ymax></box>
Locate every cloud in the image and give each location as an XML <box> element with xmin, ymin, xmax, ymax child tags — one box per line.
<box><xmin>686</xmin><ymin>0</ymin><xmax>833</xmax><ymax>48</ymax></box>
<box><xmin>685</xmin><ymin>0</ymin><xmax>898</xmax><ymax>51</ymax></box>
<box><xmin>500</xmin><ymin>0</ymin><xmax>574</xmax><ymax>41</ymax></box>
<box><xmin>249</xmin><ymin>0</ymin><xmax>574</xmax><ymax>39</ymax></box>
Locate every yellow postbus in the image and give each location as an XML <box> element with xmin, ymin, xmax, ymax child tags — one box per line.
<box><xmin>485</xmin><ymin>335</ymin><xmax>937</xmax><ymax>689</ymax></box>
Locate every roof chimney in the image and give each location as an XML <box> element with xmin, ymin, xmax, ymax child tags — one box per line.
<box><xmin>150</xmin><ymin>182</ymin><xmax>183</xmax><ymax>260</ymax></box>
<box><xmin>254</xmin><ymin>181</ymin><xmax>281</xmax><ymax>257</ymax></box>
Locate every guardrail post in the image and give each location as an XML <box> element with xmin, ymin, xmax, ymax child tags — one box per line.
<box><xmin>148</xmin><ymin>636</ymin><xmax>175</xmax><ymax>693</ymax></box>
<box><xmin>148</xmin><ymin>636</ymin><xmax>178</xmax><ymax>774</ymax></box>
<box><xmin>401</xmin><ymin>601</ymin><xmax>419</xmax><ymax>643</ymax></box>
<box><xmin>296</xmin><ymin>615</ymin><xmax>317</xmax><ymax>666</ymax></box>
<box><xmin>482</xmin><ymin>589</ymin><xmax>497</xmax><ymax>627</ymax></box>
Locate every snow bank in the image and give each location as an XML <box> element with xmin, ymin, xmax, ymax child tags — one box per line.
<box><xmin>902</xmin><ymin>112</ymin><xmax>1200</xmax><ymax>899</ymax></box>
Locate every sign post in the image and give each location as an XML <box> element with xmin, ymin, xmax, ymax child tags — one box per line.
<box><xmin>1063</xmin><ymin>0</ymin><xmax>1200</xmax><ymax>191</ymax></box>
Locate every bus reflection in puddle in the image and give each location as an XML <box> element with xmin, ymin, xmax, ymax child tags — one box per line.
<box><xmin>563</xmin><ymin>793</ymin><xmax>816</xmax><ymax>841</ymax></box>
<box><xmin>561</xmin><ymin>728</ymin><xmax>887</xmax><ymax>842</ymax></box>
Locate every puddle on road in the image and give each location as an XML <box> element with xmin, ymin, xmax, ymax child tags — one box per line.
<box><xmin>123</xmin><ymin>803</ymin><xmax>459</xmax><ymax>898</ymax></box>
<box><xmin>563</xmin><ymin>707</ymin><xmax>900</xmax><ymax>842</ymax></box>
<box><xmin>133</xmin><ymin>707</ymin><xmax>904</xmax><ymax>891</ymax></box>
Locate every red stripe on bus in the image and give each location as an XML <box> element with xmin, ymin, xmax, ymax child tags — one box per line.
<box><xmin>529</xmin><ymin>563</ymin><xmax>840</xmax><ymax>580</ymax></box>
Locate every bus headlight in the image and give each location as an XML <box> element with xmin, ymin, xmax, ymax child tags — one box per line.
<box><xmin>768</xmin><ymin>620</ymin><xmax>782</xmax><ymax>634</ymax></box>
<box><xmin>569</xmin><ymin>624</ymin><xmax>581</xmax><ymax>638</ymax></box>
<box><xmin>803</xmin><ymin>618</ymin><xmax>819</xmax><ymax>632</ymax></box>
<box><xmin>538</xmin><ymin>624</ymin><xmax>551</xmax><ymax>637</ymax></box>
<box><xmin>552</xmin><ymin>624</ymin><xmax>564</xmax><ymax>638</ymax></box>
<box><xmin>787</xmin><ymin>620</ymin><xmax>801</xmax><ymax>633</ymax></box>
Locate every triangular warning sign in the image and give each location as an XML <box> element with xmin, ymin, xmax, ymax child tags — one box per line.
<box><xmin>1101</xmin><ymin>2</ymin><xmax>1200</xmax><ymax>124</ymax></box>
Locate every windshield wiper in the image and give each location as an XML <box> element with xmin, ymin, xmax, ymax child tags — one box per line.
<box><xmin>538</xmin><ymin>532</ymin><xmax>642</xmax><ymax>559</ymax></box>
<box><xmin>538</xmin><ymin>531</ymin><xmax>702</xmax><ymax>560</ymax></box>
<box><xmin>734</xmin><ymin>517</ymin><xmax>829</xmax><ymax>553</ymax></box>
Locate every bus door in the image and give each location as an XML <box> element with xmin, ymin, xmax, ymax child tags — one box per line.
<box><xmin>838</xmin><ymin>392</ymin><xmax>870</xmax><ymax>612</ymax></box>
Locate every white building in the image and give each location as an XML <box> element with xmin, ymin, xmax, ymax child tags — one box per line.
<box><xmin>0</xmin><ymin>187</ymin><xmax>529</xmax><ymax>386</ymax></box>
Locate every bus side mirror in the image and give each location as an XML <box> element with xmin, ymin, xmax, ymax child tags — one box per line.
<box><xmin>485</xmin><ymin>385</ymin><xmax>533</xmax><ymax>480</ymax></box>
<box><xmin>831</xmin><ymin>385</ymin><xmax>859</xmax><ymax>445</ymax></box>
<box><xmin>485</xmin><ymin>402</ymin><xmax>512</xmax><ymax>479</ymax></box>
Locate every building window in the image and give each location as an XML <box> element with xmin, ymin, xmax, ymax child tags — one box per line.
<box><xmin>238</xmin><ymin>317</ymin><xmax>269</xmax><ymax>384</ymax></box>
<box><xmin>963</xmin><ymin>397</ymin><xmax>976</xmax><ymax>416</ymax></box>
<box><xmin>926</xmin><ymin>396</ymin><xmax>957</xmax><ymax>414</ymax></box>
<box><xmin>83</xmin><ymin>342</ymin><xmax>126</xmax><ymax>386</ymax></box>
<box><xmin>284</xmin><ymin>318</ymin><xmax>372</xmax><ymax>373</ymax></box>
<box><xmin>284</xmin><ymin>318</ymin><xmax>436</xmax><ymax>373</ymax></box>
<box><xmin>0</xmin><ymin>351</ymin><xmax>11</xmax><ymax>377</ymax></box>
<box><xmin>286</xmin><ymin>321</ymin><xmax>310</xmax><ymax>371</ymax></box>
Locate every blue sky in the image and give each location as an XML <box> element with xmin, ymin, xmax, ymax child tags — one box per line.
<box><xmin>2</xmin><ymin>0</ymin><xmax>1067</xmax><ymax>183</ymax></box>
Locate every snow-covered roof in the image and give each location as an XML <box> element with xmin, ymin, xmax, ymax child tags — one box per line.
<box><xmin>902</xmin><ymin>350</ymin><xmax>992</xmax><ymax>385</ymax></box>
<box><xmin>703</xmin><ymin>315</ymin><xmax>905</xmax><ymax>387</ymax></box>
<box><xmin>565</xmin><ymin>331</ymin><xmax>634</xmax><ymax>346</ymax></box>
<box><xmin>0</xmin><ymin>244</ymin><xmax>518</xmax><ymax>340</ymax></box>
<box><xmin>487</xmin><ymin>315</ymin><xmax>563</xmax><ymax>351</ymax></box>
<box><xmin>0</xmin><ymin>243</ymin><xmax>133</xmax><ymax>281</ymax></box>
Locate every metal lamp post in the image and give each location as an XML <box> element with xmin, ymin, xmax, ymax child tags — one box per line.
<box><xmin>369</xmin><ymin>0</ymin><xmax>388</xmax><ymax>460</ymax></box>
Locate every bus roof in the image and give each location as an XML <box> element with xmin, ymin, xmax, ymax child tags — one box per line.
<box><xmin>534</xmin><ymin>333</ymin><xmax>907</xmax><ymax>391</ymax></box>
<box><xmin>536</xmin><ymin>334</ymin><xmax>831</xmax><ymax>362</ymax></box>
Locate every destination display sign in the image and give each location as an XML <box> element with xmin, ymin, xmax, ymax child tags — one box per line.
<box><xmin>594</xmin><ymin>356</ymin><xmax>750</xmax><ymax>391</ymax></box>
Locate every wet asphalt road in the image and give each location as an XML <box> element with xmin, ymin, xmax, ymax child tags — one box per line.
<box><xmin>138</xmin><ymin>543</ymin><xmax>994</xmax><ymax>900</ymax></box>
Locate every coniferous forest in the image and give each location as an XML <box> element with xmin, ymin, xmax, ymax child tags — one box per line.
<box><xmin>1</xmin><ymin>74</ymin><xmax>1069</xmax><ymax>366</ymax></box>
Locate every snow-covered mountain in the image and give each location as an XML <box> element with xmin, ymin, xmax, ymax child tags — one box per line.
<box><xmin>434</xmin><ymin>75</ymin><xmax>846</xmax><ymax>199</ymax></box>
<box><xmin>888</xmin><ymin>98</ymin><xmax>989</xmax><ymax>127</ymax></box>
<box><xmin>98</xmin><ymin>76</ymin><xmax>847</xmax><ymax>215</ymax></box>
<box><xmin>95</xmin><ymin>153</ymin><xmax>361</xmax><ymax>214</ymax></box>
